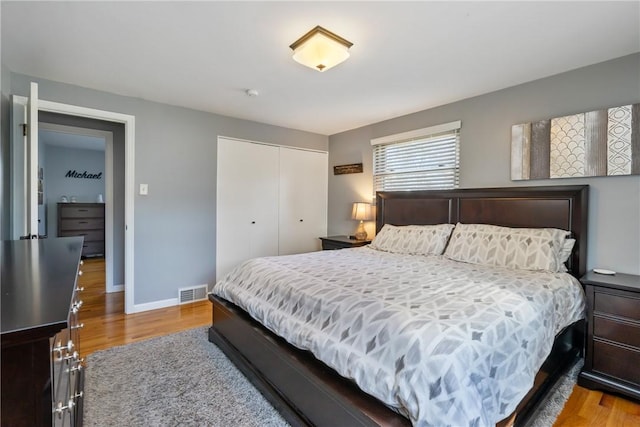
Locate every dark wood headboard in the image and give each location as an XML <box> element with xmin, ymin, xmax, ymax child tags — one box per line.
<box><xmin>376</xmin><ymin>185</ymin><xmax>589</xmax><ymax>277</ymax></box>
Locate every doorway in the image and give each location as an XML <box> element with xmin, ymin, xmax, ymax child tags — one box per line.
<box><xmin>39</xmin><ymin>122</ymin><xmax>122</xmax><ymax>293</ymax></box>
<box><xmin>10</xmin><ymin>86</ymin><xmax>137</xmax><ymax>313</ymax></box>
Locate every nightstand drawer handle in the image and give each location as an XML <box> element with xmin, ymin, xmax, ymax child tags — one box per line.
<box><xmin>251</xmin><ymin>221</ymin><xmax>256</xmax><ymax>224</ymax></box>
<box><xmin>299</xmin><ymin>219</ymin><xmax>303</xmax><ymax>222</ymax></box>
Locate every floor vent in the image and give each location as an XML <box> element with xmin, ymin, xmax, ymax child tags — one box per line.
<box><xmin>179</xmin><ymin>285</ymin><xmax>208</xmax><ymax>304</ymax></box>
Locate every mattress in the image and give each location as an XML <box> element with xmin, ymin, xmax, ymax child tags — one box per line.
<box><xmin>212</xmin><ymin>247</ymin><xmax>585</xmax><ymax>427</ymax></box>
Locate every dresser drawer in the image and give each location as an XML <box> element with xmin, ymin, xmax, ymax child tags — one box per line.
<box><xmin>593</xmin><ymin>340</ymin><xmax>640</xmax><ymax>386</ymax></box>
<box><xmin>58</xmin><ymin>229</ymin><xmax>104</xmax><ymax>242</ymax></box>
<box><xmin>594</xmin><ymin>292</ymin><xmax>640</xmax><ymax>321</ymax></box>
<box><xmin>60</xmin><ymin>218</ymin><xmax>104</xmax><ymax>231</ymax></box>
<box><xmin>594</xmin><ymin>316</ymin><xmax>640</xmax><ymax>348</ymax></box>
<box><xmin>81</xmin><ymin>241</ymin><xmax>104</xmax><ymax>256</ymax></box>
<box><xmin>59</xmin><ymin>205</ymin><xmax>104</xmax><ymax>218</ymax></box>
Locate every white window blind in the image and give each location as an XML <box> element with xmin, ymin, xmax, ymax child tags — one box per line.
<box><xmin>372</xmin><ymin>121</ymin><xmax>460</xmax><ymax>192</ymax></box>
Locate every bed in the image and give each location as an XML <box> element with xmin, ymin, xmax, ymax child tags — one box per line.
<box><xmin>208</xmin><ymin>185</ymin><xmax>588</xmax><ymax>426</ymax></box>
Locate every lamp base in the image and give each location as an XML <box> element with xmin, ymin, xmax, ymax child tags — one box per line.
<box><xmin>354</xmin><ymin>221</ymin><xmax>368</xmax><ymax>241</ymax></box>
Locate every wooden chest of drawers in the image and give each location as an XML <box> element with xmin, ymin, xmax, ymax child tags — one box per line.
<box><xmin>58</xmin><ymin>203</ymin><xmax>105</xmax><ymax>257</ymax></box>
<box><xmin>1</xmin><ymin>238</ymin><xmax>85</xmax><ymax>426</ymax></box>
<box><xmin>578</xmin><ymin>271</ymin><xmax>640</xmax><ymax>401</ymax></box>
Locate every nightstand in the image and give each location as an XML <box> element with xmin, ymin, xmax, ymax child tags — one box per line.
<box><xmin>578</xmin><ymin>271</ymin><xmax>640</xmax><ymax>401</ymax></box>
<box><xmin>319</xmin><ymin>236</ymin><xmax>371</xmax><ymax>250</ymax></box>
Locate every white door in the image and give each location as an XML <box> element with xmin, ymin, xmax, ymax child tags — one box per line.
<box><xmin>10</xmin><ymin>82</ymin><xmax>40</xmax><ymax>239</ymax></box>
<box><xmin>279</xmin><ymin>147</ymin><xmax>328</xmax><ymax>255</ymax></box>
<box><xmin>216</xmin><ymin>138</ymin><xmax>279</xmax><ymax>280</ymax></box>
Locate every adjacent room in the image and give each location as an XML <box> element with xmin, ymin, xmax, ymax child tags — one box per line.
<box><xmin>1</xmin><ymin>2</ymin><xmax>638</xmax><ymax>426</ymax></box>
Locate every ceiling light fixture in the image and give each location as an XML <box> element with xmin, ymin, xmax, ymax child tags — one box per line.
<box><xmin>289</xmin><ymin>26</ymin><xmax>353</xmax><ymax>72</ymax></box>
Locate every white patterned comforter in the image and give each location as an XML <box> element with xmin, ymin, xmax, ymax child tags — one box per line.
<box><xmin>212</xmin><ymin>247</ymin><xmax>585</xmax><ymax>427</ymax></box>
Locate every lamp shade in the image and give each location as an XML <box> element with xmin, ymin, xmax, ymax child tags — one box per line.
<box><xmin>290</xmin><ymin>26</ymin><xmax>353</xmax><ymax>72</ymax></box>
<box><xmin>351</xmin><ymin>202</ymin><xmax>373</xmax><ymax>221</ymax></box>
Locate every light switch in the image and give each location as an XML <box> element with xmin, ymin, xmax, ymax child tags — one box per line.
<box><xmin>139</xmin><ymin>184</ymin><xmax>148</xmax><ymax>195</ymax></box>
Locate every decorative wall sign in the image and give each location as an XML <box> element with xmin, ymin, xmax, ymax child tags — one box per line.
<box><xmin>511</xmin><ymin>103</ymin><xmax>639</xmax><ymax>180</ymax></box>
<box><xmin>333</xmin><ymin>163</ymin><xmax>363</xmax><ymax>175</ymax></box>
<box><xmin>65</xmin><ymin>170</ymin><xmax>103</xmax><ymax>179</ymax></box>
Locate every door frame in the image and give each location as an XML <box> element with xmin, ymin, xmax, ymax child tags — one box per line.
<box><xmin>12</xmin><ymin>95</ymin><xmax>136</xmax><ymax>313</ymax></box>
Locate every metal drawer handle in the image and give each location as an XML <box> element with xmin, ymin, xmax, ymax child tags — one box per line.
<box><xmin>78</xmin><ymin>221</ymin><xmax>88</xmax><ymax>224</ymax></box>
<box><xmin>71</xmin><ymin>300</ymin><xmax>83</xmax><ymax>314</ymax></box>
<box><xmin>53</xmin><ymin>340</ymin><xmax>74</xmax><ymax>357</ymax></box>
<box><xmin>63</xmin><ymin>350</ymin><xmax>79</xmax><ymax>361</ymax></box>
<box><xmin>78</xmin><ymin>209</ymin><xmax>88</xmax><ymax>212</ymax></box>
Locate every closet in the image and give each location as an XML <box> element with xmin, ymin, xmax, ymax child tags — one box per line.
<box><xmin>216</xmin><ymin>137</ymin><xmax>327</xmax><ymax>280</ymax></box>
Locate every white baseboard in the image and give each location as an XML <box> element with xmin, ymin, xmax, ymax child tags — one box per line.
<box><xmin>107</xmin><ymin>284</ymin><xmax>124</xmax><ymax>293</ymax></box>
<box><xmin>131</xmin><ymin>297</ymin><xmax>178</xmax><ymax>313</ymax></box>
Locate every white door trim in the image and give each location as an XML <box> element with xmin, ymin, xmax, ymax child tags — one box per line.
<box><xmin>14</xmin><ymin>96</ymin><xmax>136</xmax><ymax>314</ymax></box>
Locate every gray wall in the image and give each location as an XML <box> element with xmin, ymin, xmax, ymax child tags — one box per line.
<box><xmin>328</xmin><ymin>53</ymin><xmax>640</xmax><ymax>275</ymax></box>
<box><xmin>44</xmin><ymin>145</ymin><xmax>105</xmax><ymax>235</ymax></box>
<box><xmin>7</xmin><ymin>71</ymin><xmax>328</xmax><ymax>306</ymax></box>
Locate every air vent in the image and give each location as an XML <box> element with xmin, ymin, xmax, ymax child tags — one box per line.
<box><xmin>179</xmin><ymin>285</ymin><xmax>208</xmax><ymax>304</ymax></box>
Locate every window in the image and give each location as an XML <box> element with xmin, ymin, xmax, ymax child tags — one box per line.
<box><xmin>372</xmin><ymin>121</ymin><xmax>460</xmax><ymax>192</ymax></box>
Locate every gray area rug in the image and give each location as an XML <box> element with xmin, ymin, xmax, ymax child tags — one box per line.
<box><xmin>84</xmin><ymin>327</ymin><xmax>580</xmax><ymax>426</ymax></box>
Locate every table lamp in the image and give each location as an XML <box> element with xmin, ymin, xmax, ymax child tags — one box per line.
<box><xmin>351</xmin><ymin>202</ymin><xmax>373</xmax><ymax>240</ymax></box>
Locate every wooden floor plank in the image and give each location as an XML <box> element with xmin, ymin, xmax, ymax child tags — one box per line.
<box><xmin>78</xmin><ymin>258</ymin><xmax>211</xmax><ymax>356</ymax></box>
<box><xmin>77</xmin><ymin>258</ymin><xmax>640</xmax><ymax>425</ymax></box>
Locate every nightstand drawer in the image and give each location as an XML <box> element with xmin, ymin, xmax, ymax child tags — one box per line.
<box><xmin>593</xmin><ymin>340</ymin><xmax>640</xmax><ymax>386</ymax></box>
<box><xmin>594</xmin><ymin>316</ymin><xmax>640</xmax><ymax>348</ymax></box>
<box><xmin>594</xmin><ymin>292</ymin><xmax>640</xmax><ymax>321</ymax></box>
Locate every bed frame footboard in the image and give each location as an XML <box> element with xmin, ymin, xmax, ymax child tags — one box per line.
<box><xmin>209</xmin><ymin>295</ymin><xmax>583</xmax><ymax>427</ymax></box>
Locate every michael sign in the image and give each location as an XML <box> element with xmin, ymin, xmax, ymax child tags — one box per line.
<box><xmin>65</xmin><ymin>170</ymin><xmax>103</xmax><ymax>179</ymax></box>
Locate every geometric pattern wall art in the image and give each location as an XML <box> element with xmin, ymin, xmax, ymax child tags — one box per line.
<box><xmin>550</xmin><ymin>113</ymin><xmax>586</xmax><ymax>178</ymax></box>
<box><xmin>511</xmin><ymin>103</ymin><xmax>639</xmax><ymax>180</ymax></box>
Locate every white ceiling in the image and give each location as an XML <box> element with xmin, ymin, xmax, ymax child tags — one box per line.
<box><xmin>2</xmin><ymin>1</ymin><xmax>639</xmax><ymax>136</ymax></box>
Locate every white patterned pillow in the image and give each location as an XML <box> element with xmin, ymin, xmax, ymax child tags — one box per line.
<box><xmin>444</xmin><ymin>223</ymin><xmax>571</xmax><ymax>272</ymax></box>
<box><xmin>369</xmin><ymin>223</ymin><xmax>455</xmax><ymax>256</ymax></box>
<box><xmin>556</xmin><ymin>238</ymin><xmax>576</xmax><ymax>272</ymax></box>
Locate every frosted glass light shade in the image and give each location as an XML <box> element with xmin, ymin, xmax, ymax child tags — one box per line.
<box><xmin>290</xmin><ymin>26</ymin><xmax>353</xmax><ymax>72</ymax></box>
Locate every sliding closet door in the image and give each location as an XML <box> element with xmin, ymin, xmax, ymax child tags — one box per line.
<box><xmin>217</xmin><ymin>138</ymin><xmax>279</xmax><ymax>280</ymax></box>
<box><xmin>279</xmin><ymin>147</ymin><xmax>328</xmax><ymax>255</ymax></box>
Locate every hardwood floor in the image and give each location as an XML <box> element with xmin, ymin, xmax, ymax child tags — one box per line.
<box><xmin>78</xmin><ymin>258</ymin><xmax>640</xmax><ymax>426</ymax></box>
<box><xmin>78</xmin><ymin>258</ymin><xmax>211</xmax><ymax>356</ymax></box>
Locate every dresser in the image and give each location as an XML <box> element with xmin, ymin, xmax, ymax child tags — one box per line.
<box><xmin>1</xmin><ymin>238</ymin><xmax>85</xmax><ymax>426</ymax></box>
<box><xmin>58</xmin><ymin>203</ymin><xmax>105</xmax><ymax>257</ymax></box>
<box><xmin>319</xmin><ymin>235</ymin><xmax>372</xmax><ymax>250</ymax></box>
<box><xmin>578</xmin><ymin>271</ymin><xmax>640</xmax><ymax>401</ymax></box>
